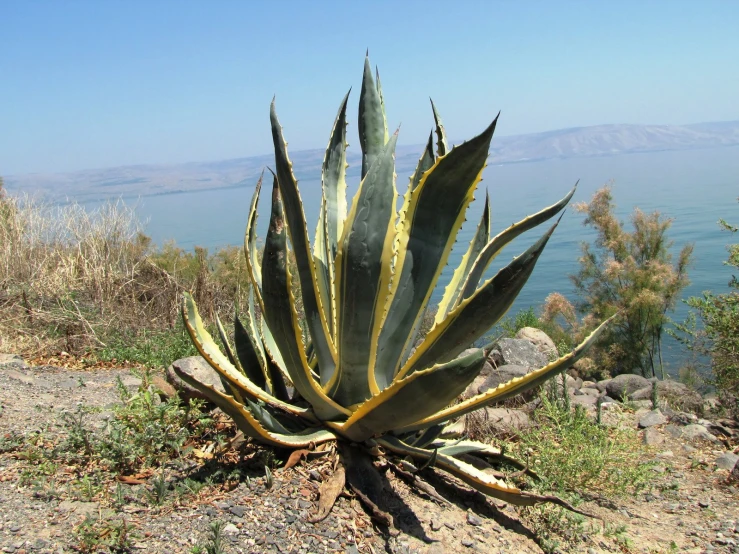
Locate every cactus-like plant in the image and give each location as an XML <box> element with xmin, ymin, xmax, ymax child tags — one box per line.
<box><xmin>177</xmin><ymin>56</ymin><xmax>612</xmax><ymax>517</ymax></box>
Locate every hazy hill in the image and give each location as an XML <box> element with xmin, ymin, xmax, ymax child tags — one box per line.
<box><xmin>6</xmin><ymin>120</ymin><xmax>738</xmax><ymax>203</ymax></box>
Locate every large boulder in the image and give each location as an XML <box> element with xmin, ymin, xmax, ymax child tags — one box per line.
<box><xmin>514</xmin><ymin>327</ymin><xmax>558</xmax><ymax>360</ymax></box>
<box><xmin>605</xmin><ymin>374</ymin><xmax>650</xmax><ymax>401</ymax></box>
<box><xmin>166</xmin><ymin>356</ymin><xmax>225</xmax><ymax>403</ymax></box>
<box><xmin>467</xmin><ymin>407</ymin><xmax>531</xmax><ymax>435</ymax></box>
<box><xmin>475</xmin><ymin>364</ymin><xmax>529</xmax><ymax>393</ymax></box>
<box><xmin>489</xmin><ymin>338</ymin><xmax>548</xmax><ymax>370</ymax></box>
<box><xmin>629</xmin><ymin>380</ymin><xmax>703</xmax><ymax>414</ymax></box>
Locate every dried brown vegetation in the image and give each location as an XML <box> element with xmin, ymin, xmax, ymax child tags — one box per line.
<box><xmin>0</xmin><ymin>180</ymin><xmax>249</xmax><ymax>360</ymax></box>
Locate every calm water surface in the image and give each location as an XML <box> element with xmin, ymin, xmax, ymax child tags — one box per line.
<box><xmin>94</xmin><ymin>146</ymin><xmax>739</xmax><ymax>374</ymax></box>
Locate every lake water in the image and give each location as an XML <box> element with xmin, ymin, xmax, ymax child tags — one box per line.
<box><xmin>91</xmin><ymin>146</ymin><xmax>739</xmax><ymax>374</ymax></box>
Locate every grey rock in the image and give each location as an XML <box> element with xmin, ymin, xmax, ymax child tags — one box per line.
<box><xmin>605</xmin><ymin>374</ymin><xmax>650</xmax><ymax>400</ymax></box>
<box><xmin>580</xmin><ymin>387</ymin><xmax>601</xmax><ymax>397</ymax></box>
<box><xmin>665</xmin><ymin>424</ymin><xmax>684</xmax><ymax>439</ymax></box>
<box><xmin>489</xmin><ymin>338</ymin><xmax>548</xmax><ymax>370</ymax></box>
<box><xmin>643</xmin><ymin>427</ymin><xmax>664</xmax><ymax>445</ymax></box>
<box><xmin>514</xmin><ymin>327</ymin><xmax>558</xmax><ymax>360</ymax></box>
<box><xmin>166</xmin><ymin>356</ymin><xmax>225</xmax><ymax>403</ymax></box>
<box><xmin>222</xmin><ymin>523</ymin><xmax>240</xmax><ymax>535</ymax></box>
<box><xmin>475</xmin><ymin>364</ymin><xmax>530</xmax><ymax>396</ymax></box>
<box><xmin>682</xmin><ymin>424</ymin><xmax>719</xmax><ymax>443</ymax></box>
<box><xmin>461</xmin><ymin>538</ymin><xmax>474</xmax><ymax>547</ymax></box>
<box><xmin>229</xmin><ymin>505</ymin><xmax>247</xmax><ymax>517</ymax></box>
<box><xmin>716</xmin><ymin>452</ymin><xmax>739</xmax><ymax>470</ymax></box>
<box><xmin>595</xmin><ymin>378</ymin><xmax>611</xmax><ymax>393</ymax></box>
<box><xmin>461</xmin><ymin>374</ymin><xmax>490</xmax><ymax>400</ymax></box>
<box><xmin>571</xmin><ymin>394</ymin><xmax>598</xmax><ymax>408</ymax></box>
<box><xmin>466</xmin><ymin>512</ymin><xmax>482</xmax><ymax>526</ymax></box>
<box><xmin>630</xmin><ymin>380</ymin><xmax>703</xmax><ymax>414</ymax></box>
<box><xmin>639</xmin><ymin>409</ymin><xmax>668</xmax><ymax>428</ymax></box>
<box><xmin>467</xmin><ymin>408</ymin><xmax>530</xmax><ymax>433</ymax></box>
<box><xmin>3</xmin><ymin>369</ymin><xmax>49</xmax><ymax>387</ymax></box>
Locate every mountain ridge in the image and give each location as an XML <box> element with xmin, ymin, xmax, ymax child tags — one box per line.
<box><xmin>6</xmin><ymin>120</ymin><xmax>738</xmax><ymax>202</ymax></box>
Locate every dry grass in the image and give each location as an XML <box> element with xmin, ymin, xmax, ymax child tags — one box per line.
<box><xmin>0</xmin><ymin>184</ymin><xmax>250</xmax><ymax>359</ymax></box>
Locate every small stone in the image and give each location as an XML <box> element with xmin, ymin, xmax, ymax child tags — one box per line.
<box><xmin>682</xmin><ymin>424</ymin><xmax>719</xmax><ymax>443</ymax></box>
<box><xmin>430</xmin><ymin>519</ymin><xmax>443</xmax><ymax>531</ymax></box>
<box><xmin>638</xmin><ymin>409</ymin><xmax>667</xmax><ymax>428</ymax></box>
<box><xmin>229</xmin><ymin>505</ymin><xmax>246</xmax><ymax>517</ymax></box>
<box><xmin>461</xmin><ymin>538</ymin><xmax>474</xmax><ymax>547</ymax></box>
<box><xmin>716</xmin><ymin>452</ymin><xmax>739</xmax><ymax>470</ymax></box>
<box><xmin>9</xmin><ymin>524</ymin><xmax>21</xmax><ymax>533</ymax></box>
<box><xmin>699</xmin><ymin>500</ymin><xmax>710</xmax><ymax>508</ymax></box>
<box><xmin>466</xmin><ymin>513</ymin><xmax>482</xmax><ymax>526</ymax></box>
<box><xmin>223</xmin><ymin>523</ymin><xmax>239</xmax><ymax>535</ymax></box>
<box><xmin>643</xmin><ymin>427</ymin><xmax>664</xmax><ymax>445</ymax></box>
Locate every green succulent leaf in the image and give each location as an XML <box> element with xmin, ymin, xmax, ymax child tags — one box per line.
<box><xmin>271</xmin><ymin>101</ymin><xmax>338</xmax><ymax>385</ymax></box>
<box><xmin>378</xmin><ymin>436</ymin><xmax>543</xmax><ymax>506</ymax></box>
<box><xmin>457</xmin><ymin>184</ymin><xmax>576</xmax><ymax>305</ymax></box>
<box><xmin>244</xmin><ymin>172</ymin><xmax>264</xmax><ymax>300</ymax></box>
<box><xmin>371</xmin><ymin>116</ymin><xmax>498</xmax><ymax>390</ymax></box>
<box><xmin>358</xmin><ymin>55</ymin><xmax>388</xmax><ymax>178</ymax></box>
<box><xmin>316</xmin><ymin>91</ymin><xmax>350</xmax><ymax>340</ymax></box>
<box><xmin>396</xmin><ymin>314</ymin><xmax>616</xmax><ymax>432</ymax></box>
<box><xmin>430</xmin><ymin>99</ymin><xmax>448</xmax><ymax>157</ymax></box>
<box><xmin>181</xmin><ymin>292</ymin><xmax>315</xmax><ymax>421</ymax></box>
<box><xmin>260</xmin><ymin>176</ymin><xmax>349</xmax><ymax>421</ymax></box>
<box><xmin>399</xmin><ymin>220</ymin><xmax>560</xmax><ymax>379</ymax></box>
<box><xmin>331</xmin><ymin>133</ymin><xmax>399</xmax><ymax>406</ymax></box>
<box><xmin>173</xmin><ymin>366</ymin><xmax>336</xmax><ymax>448</ymax></box>
<box><xmin>410</xmin><ymin>131</ymin><xmax>435</xmax><ymax>192</ymax></box>
<box><xmin>375</xmin><ymin>66</ymin><xmax>389</xmax><ymax>145</ymax></box>
<box><xmin>435</xmin><ymin>190</ymin><xmax>491</xmax><ymax>324</ymax></box>
<box><xmin>233</xmin><ymin>309</ymin><xmax>268</xmax><ymax>391</ymax></box>
<box><xmin>427</xmin><ymin>439</ymin><xmax>527</xmax><ymax>470</ymax></box>
<box><xmin>328</xmin><ymin>348</ymin><xmax>486</xmax><ymax>442</ymax></box>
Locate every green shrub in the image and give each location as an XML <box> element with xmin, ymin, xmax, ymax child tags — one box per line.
<box><xmin>569</xmin><ymin>185</ymin><xmax>693</xmax><ymax>378</ymax></box>
<box><xmin>517</xmin><ymin>395</ymin><xmax>653</xmax><ymax>496</ymax></box>
<box><xmin>672</xmin><ymin>199</ymin><xmax>738</xmax><ymax>414</ymax></box>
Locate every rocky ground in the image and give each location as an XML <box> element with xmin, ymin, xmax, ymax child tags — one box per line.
<box><xmin>1</xmin><ymin>342</ymin><xmax>738</xmax><ymax>554</ymax></box>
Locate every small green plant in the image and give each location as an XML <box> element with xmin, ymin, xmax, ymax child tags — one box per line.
<box><xmin>176</xmin><ymin>477</ymin><xmax>207</xmax><ymax>498</ymax></box>
<box><xmin>144</xmin><ymin>472</ymin><xmax>170</xmax><ymax>506</ymax></box>
<box><xmin>523</xmin><ymin>502</ymin><xmax>587</xmax><ymax>554</ymax></box>
<box><xmin>98</xmin><ymin>323</ymin><xmax>198</xmax><ymax>369</ymax></box>
<box><xmin>497</xmin><ymin>306</ymin><xmax>540</xmax><ymax>337</ymax></box>
<box><xmin>194</xmin><ymin>521</ymin><xmax>226</xmax><ymax>554</ymax></box>
<box><xmin>518</xmin><ymin>394</ymin><xmax>653</xmax><ymax>496</ymax></box>
<box><xmin>650</xmin><ymin>380</ymin><xmax>659</xmax><ymax>409</ymax></box>
<box><xmin>74</xmin><ymin>515</ymin><xmax>134</xmax><ymax>553</ymax></box>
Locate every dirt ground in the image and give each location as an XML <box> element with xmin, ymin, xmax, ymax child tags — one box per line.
<box><xmin>0</xmin><ymin>360</ymin><xmax>737</xmax><ymax>554</ymax></box>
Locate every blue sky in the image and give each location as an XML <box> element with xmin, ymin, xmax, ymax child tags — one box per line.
<box><xmin>2</xmin><ymin>0</ymin><xmax>738</xmax><ymax>175</ymax></box>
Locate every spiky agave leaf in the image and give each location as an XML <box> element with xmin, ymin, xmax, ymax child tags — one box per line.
<box><xmin>177</xmin><ymin>56</ymin><xmax>613</xmax><ymax>518</ymax></box>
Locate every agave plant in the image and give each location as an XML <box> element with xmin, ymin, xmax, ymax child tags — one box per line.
<box><xmin>176</xmin><ymin>56</ymin><xmax>611</xmax><ymax>518</ymax></box>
